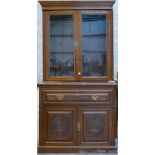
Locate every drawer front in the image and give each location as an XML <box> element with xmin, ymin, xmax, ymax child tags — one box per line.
<box><xmin>46</xmin><ymin>93</ymin><xmax>110</xmax><ymax>102</ymax></box>
<box><xmin>42</xmin><ymin>89</ymin><xmax>114</xmax><ymax>105</ymax></box>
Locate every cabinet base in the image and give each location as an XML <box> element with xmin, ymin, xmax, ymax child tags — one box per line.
<box><xmin>38</xmin><ymin>146</ymin><xmax>117</xmax><ymax>153</ymax></box>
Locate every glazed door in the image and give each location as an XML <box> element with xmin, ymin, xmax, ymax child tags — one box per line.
<box><xmin>44</xmin><ymin>11</ymin><xmax>79</xmax><ymax>81</ymax></box>
<box><xmin>78</xmin><ymin>11</ymin><xmax>113</xmax><ymax>80</ymax></box>
<box><xmin>43</xmin><ymin>10</ymin><xmax>113</xmax><ymax>81</ymax></box>
<box><xmin>43</xmin><ymin>107</ymin><xmax>77</xmax><ymax>146</ymax></box>
<box><xmin>81</xmin><ymin>11</ymin><xmax>112</xmax><ymax>80</ymax></box>
<box><xmin>78</xmin><ymin>107</ymin><xmax>113</xmax><ymax>146</ymax></box>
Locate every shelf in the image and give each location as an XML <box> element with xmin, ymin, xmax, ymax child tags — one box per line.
<box><xmin>50</xmin><ymin>34</ymin><xmax>105</xmax><ymax>37</ymax></box>
<box><xmin>82</xmin><ymin>33</ymin><xmax>106</xmax><ymax>37</ymax></box>
<box><xmin>50</xmin><ymin>51</ymin><xmax>74</xmax><ymax>54</ymax></box>
<box><xmin>82</xmin><ymin>15</ymin><xmax>106</xmax><ymax>21</ymax></box>
<box><xmin>50</xmin><ymin>51</ymin><xmax>105</xmax><ymax>54</ymax></box>
<box><xmin>50</xmin><ymin>34</ymin><xmax>73</xmax><ymax>37</ymax></box>
<box><xmin>83</xmin><ymin>50</ymin><xmax>106</xmax><ymax>53</ymax></box>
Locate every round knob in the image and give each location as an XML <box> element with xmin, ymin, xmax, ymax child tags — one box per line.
<box><xmin>78</xmin><ymin>72</ymin><xmax>81</xmax><ymax>75</ymax></box>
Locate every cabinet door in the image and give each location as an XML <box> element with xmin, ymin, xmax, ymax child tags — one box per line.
<box><xmin>79</xmin><ymin>107</ymin><xmax>113</xmax><ymax>146</ymax></box>
<box><xmin>78</xmin><ymin>10</ymin><xmax>113</xmax><ymax>80</ymax></box>
<box><xmin>44</xmin><ymin>11</ymin><xmax>78</xmax><ymax>81</ymax></box>
<box><xmin>43</xmin><ymin>107</ymin><xmax>77</xmax><ymax>146</ymax></box>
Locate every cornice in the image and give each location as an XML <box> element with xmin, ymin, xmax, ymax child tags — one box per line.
<box><xmin>38</xmin><ymin>0</ymin><xmax>116</xmax><ymax>10</ymax></box>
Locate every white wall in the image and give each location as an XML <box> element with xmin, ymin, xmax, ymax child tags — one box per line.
<box><xmin>37</xmin><ymin>3</ymin><xmax>43</xmax><ymax>82</ymax></box>
<box><xmin>113</xmin><ymin>0</ymin><xmax>118</xmax><ymax>80</ymax></box>
<box><xmin>37</xmin><ymin>1</ymin><xmax>118</xmax><ymax>81</ymax></box>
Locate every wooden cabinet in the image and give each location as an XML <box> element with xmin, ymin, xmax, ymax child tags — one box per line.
<box><xmin>38</xmin><ymin>0</ymin><xmax>117</xmax><ymax>153</ymax></box>
<box><xmin>38</xmin><ymin>82</ymin><xmax>117</xmax><ymax>153</ymax></box>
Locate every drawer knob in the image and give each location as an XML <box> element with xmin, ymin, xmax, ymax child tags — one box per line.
<box><xmin>56</xmin><ymin>95</ymin><xmax>64</xmax><ymax>100</ymax></box>
<box><xmin>91</xmin><ymin>95</ymin><xmax>99</xmax><ymax>101</ymax></box>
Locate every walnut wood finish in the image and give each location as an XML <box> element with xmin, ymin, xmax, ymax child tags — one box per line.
<box><xmin>42</xmin><ymin>9</ymin><xmax>114</xmax><ymax>81</ymax></box>
<box><xmin>43</xmin><ymin>90</ymin><xmax>113</xmax><ymax>104</ymax></box>
<box><xmin>79</xmin><ymin>108</ymin><xmax>110</xmax><ymax>145</ymax></box>
<box><xmin>39</xmin><ymin>0</ymin><xmax>115</xmax><ymax>10</ymax></box>
<box><xmin>44</xmin><ymin>107</ymin><xmax>76</xmax><ymax>145</ymax></box>
<box><xmin>38</xmin><ymin>0</ymin><xmax>117</xmax><ymax>153</ymax></box>
<box><xmin>38</xmin><ymin>82</ymin><xmax>117</xmax><ymax>153</ymax></box>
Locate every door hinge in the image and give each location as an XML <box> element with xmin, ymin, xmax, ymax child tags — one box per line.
<box><xmin>77</xmin><ymin>122</ymin><xmax>80</xmax><ymax>131</ymax></box>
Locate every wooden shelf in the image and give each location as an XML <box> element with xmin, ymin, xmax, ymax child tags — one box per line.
<box><xmin>83</xmin><ymin>50</ymin><xmax>106</xmax><ymax>53</ymax></box>
<box><xmin>82</xmin><ymin>33</ymin><xmax>106</xmax><ymax>37</ymax></box>
<box><xmin>50</xmin><ymin>51</ymin><xmax>105</xmax><ymax>54</ymax></box>
<box><xmin>50</xmin><ymin>51</ymin><xmax>73</xmax><ymax>54</ymax></box>
<box><xmin>50</xmin><ymin>34</ymin><xmax>73</xmax><ymax>37</ymax></box>
<box><xmin>50</xmin><ymin>34</ymin><xmax>105</xmax><ymax>37</ymax></box>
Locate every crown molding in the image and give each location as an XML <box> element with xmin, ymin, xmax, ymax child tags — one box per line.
<box><xmin>38</xmin><ymin>0</ymin><xmax>115</xmax><ymax>10</ymax></box>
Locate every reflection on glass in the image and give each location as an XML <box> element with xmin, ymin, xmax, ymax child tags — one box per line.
<box><xmin>49</xmin><ymin>15</ymin><xmax>74</xmax><ymax>76</ymax></box>
<box><xmin>82</xmin><ymin>15</ymin><xmax>107</xmax><ymax>76</ymax></box>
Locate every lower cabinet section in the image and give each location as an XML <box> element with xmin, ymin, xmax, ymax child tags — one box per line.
<box><xmin>38</xmin><ymin>82</ymin><xmax>117</xmax><ymax>153</ymax></box>
<box><xmin>38</xmin><ymin>107</ymin><xmax>116</xmax><ymax>153</ymax></box>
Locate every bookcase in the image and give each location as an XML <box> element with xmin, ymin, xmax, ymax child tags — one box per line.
<box><xmin>38</xmin><ymin>0</ymin><xmax>117</xmax><ymax>153</ymax></box>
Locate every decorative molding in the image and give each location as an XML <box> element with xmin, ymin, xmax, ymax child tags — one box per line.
<box><xmin>50</xmin><ymin>115</ymin><xmax>69</xmax><ymax>139</ymax></box>
<box><xmin>38</xmin><ymin>0</ymin><xmax>115</xmax><ymax>10</ymax></box>
<box><xmin>85</xmin><ymin>114</ymin><xmax>104</xmax><ymax>139</ymax></box>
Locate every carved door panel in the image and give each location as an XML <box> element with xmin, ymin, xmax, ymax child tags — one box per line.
<box><xmin>79</xmin><ymin>107</ymin><xmax>112</xmax><ymax>146</ymax></box>
<box><xmin>44</xmin><ymin>107</ymin><xmax>76</xmax><ymax>146</ymax></box>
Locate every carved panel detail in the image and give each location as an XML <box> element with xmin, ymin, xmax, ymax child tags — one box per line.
<box><xmin>45</xmin><ymin>109</ymin><xmax>76</xmax><ymax>145</ymax></box>
<box><xmin>82</xmin><ymin>110</ymin><xmax>109</xmax><ymax>142</ymax></box>
<box><xmin>86</xmin><ymin>114</ymin><xmax>104</xmax><ymax>139</ymax></box>
<box><xmin>50</xmin><ymin>115</ymin><xmax>69</xmax><ymax>140</ymax></box>
<box><xmin>85</xmin><ymin>114</ymin><xmax>104</xmax><ymax>139</ymax></box>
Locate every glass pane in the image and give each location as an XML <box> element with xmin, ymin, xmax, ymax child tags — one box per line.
<box><xmin>82</xmin><ymin>15</ymin><xmax>107</xmax><ymax>76</ymax></box>
<box><xmin>49</xmin><ymin>15</ymin><xmax>74</xmax><ymax>76</ymax></box>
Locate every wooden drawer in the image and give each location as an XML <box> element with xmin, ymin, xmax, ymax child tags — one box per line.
<box><xmin>42</xmin><ymin>89</ymin><xmax>114</xmax><ymax>105</ymax></box>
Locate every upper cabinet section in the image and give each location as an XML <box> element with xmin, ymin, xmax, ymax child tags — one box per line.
<box><xmin>39</xmin><ymin>0</ymin><xmax>115</xmax><ymax>81</ymax></box>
